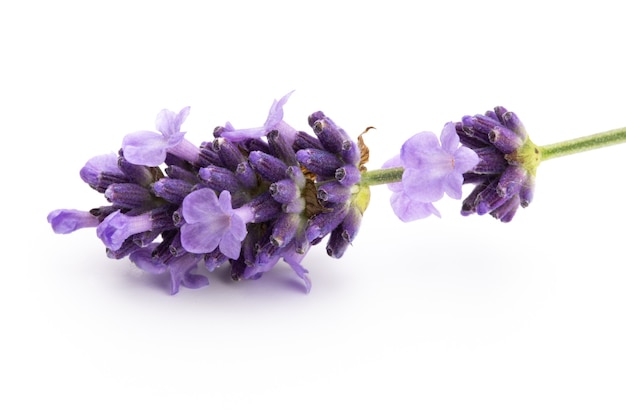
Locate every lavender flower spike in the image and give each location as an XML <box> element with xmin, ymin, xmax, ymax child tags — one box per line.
<box><xmin>122</xmin><ymin>106</ymin><xmax>191</xmax><ymax>166</ymax></box>
<box><xmin>383</xmin><ymin>122</ymin><xmax>479</xmax><ymax>222</ymax></box>
<box><xmin>180</xmin><ymin>189</ymin><xmax>253</xmax><ymax>259</ymax></box>
<box><xmin>220</xmin><ymin>91</ymin><xmax>297</xmax><ymax>143</ymax></box>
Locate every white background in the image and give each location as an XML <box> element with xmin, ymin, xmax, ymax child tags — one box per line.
<box><xmin>2</xmin><ymin>1</ymin><xmax>626</xmax><ymax>416</ymax></box>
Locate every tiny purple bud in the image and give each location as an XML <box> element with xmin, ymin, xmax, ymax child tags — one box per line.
<box><xmin>48</xmin><ymin>209</ymin><xmax>100</xmax><ymax>234</ymax></box>
<box><xmin>214</xmin><ymin>139</ymin><xmax>246</xmax><ymax>171</ymax></box>
<box><xmin>270</xmin><ymin>213</ymin><xmax>300</xmax><ymax>248</ymax></box>
<box><xmin>312</xmin><ymin>118</ymin><xmax>346</xmax><ymax>154</ymax></box>
<box><xmin>335</xmin><ymin>164</ymin><xmax>361</xmax><ymax>186</ymax></box>
<box><xmin>152</xmin><ymin>178</ymin><xmax>194</xmax><ymax>204</ymax></box>
<box><xmin>117</xmin><ymin>155</ymin><xmax>159</xmax><ymax>186</ymax></box>
<box><xmin>199</xmin><ymin>166</ymin><xmax>242</xmax><ymax>194</ymax></box>
<box><xmin>269</xmin><ymin>179</ymin><xmax>299</xmax><ymax>204</ymax></box>
<box><xmin>80</xmin><ymin>154</ymin><xmax>129</xmax><ymax>193</ymax></box>
<box><xmin>317</xmin><ymin>181</ymin><xmax>353</xmax><ymax>204</ymax></box>
<box><xmin>489</xmin><ymin>126</ymin><xmax>524</xmax><ymax>154</ymax></box>
<box><xmin>294</xmin><ymin>131</ymin><xmax>323</xmax><ymax>151</ymax></box>
<box><xmin>496</xmin><ymin>165</ymin><xmax>527</xmax><ymax>198</ymax></box>
<box><xmin>105</xmin><ymin>183</ymin><xmax>154</xmax><ymax>209</ymax></box>
<box><xmin>296</xmin><ymin>148</ymin><xmax>343</xmax><ymax>177</ymax></box>
<box><xmin>248</xmin><ymin>151</ymin><xmax>288</xmax><ymax>183</ymax></box>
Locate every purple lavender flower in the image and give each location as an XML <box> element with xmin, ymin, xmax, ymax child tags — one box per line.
<box><xmin>80</xmin><ymin>154</ymin><xmax>129</xmax><ymax>193</ymax></box>
<box><xmin>457</xmin><ymin>107</ymin><xmax>538</xmax><ymax>222</ymax></box>
<box><xmin>96</xmin><ymin>208</ymin><xmax>173</xmax><ymax>251</ymax></box>
<box><xmin>180</xmin><ymin>189</ymin><xmax>253</xmax><ymax>259</ymax></box>
<box><xmin>96</xmin><ymin>210</ymin><xmax>150</xmax><ymax>251</ymax></box>
<box><xmin>122</xmin><ymin>106</ymin><xmax>192</xmax><ymax>166</ymax></box>
<box><xmin>384</xmin><ymin>122</ymin><xmax>479</xmax><ymax>222</ymax></box>
<box><xmin>47</xmin><ymin>209</ymin><xmax>100</xmax><ymax>234</ymax></box>
<box><xmin>219</xmin><ymin>91</ymin><xmax>297</xmax><ymax>144</ymax></box>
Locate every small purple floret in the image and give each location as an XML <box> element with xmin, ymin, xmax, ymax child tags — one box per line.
<box><xmin>384</xmin><ymin>122</ymin><xmax>479</xmax><ymax>222</ymax></box>
<box><xmin>122</xmin><ymin>107</ymin><xmax>190</xmax><ymax>166</ymax></box>
<box><xmin>48</xmin><ymin>209</ymin><xmax>100</xmax><ymax>234</ymax></box>
<box><xmin>180</xmin><ymin>189</ymin><xmax>251</xmax><ymax>259</ymax></box>
<box><xmin>220</xmin><ymin>92</ymin><xmax>296</xmax><ymax>143</ymax></box>
<box><xmin>96</xmin><ymin>210</ymin><xmax>154</xmax><ymax>251</ymax></box>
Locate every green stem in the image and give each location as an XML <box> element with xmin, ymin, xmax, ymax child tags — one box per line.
<box><xmin>360</xmin><ymin>167</ymin><xmax>404</xmax><ymax>186</ymax></box>
<box><xmin>539</xmin><ymin>127</ymin><xmax>626</xmax><ymax>161</ymax></box>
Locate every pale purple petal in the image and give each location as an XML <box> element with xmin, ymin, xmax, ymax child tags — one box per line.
<box><xmin>129</xmin><ymin>244</ymin><xmax>168</xmax><ymax>274</ymax></box>
<box><xmin>122</xmin><ymin>131</ymin><xmax>168</xmax><ymax>166</ymax></box>
<box><xmin>400</xmin><ymin>132</ymin><xmax>440</xmax><ymax>169</ymax></box>
<box><xmin>264</xmin><ymin>91</ymin><xmax>294</xmax><ymax>131</ymax></box>
<box><xmin>442</xmin><ymin>172</ymin><xmax>464</xmax><ymax>199</ymax></box>
<box><xmin>439</xmin><ymin>122</ymin><xmax>460</xmax><ymax>154</ymax></box>
<box><xmin>402</xmin><ymin>167</ymin><xmax>446</xmax><ymax>202</ymax></box>
<box><xmin>453</xmin><ymin>146</ymin><xmax>480</xmax><ymax>174</ymax></box>
<box><xmin>382</xmin><ymin>154</ymin><xmax>404</xmax><ymax>193</ymax></box>
<box><xmin>217</xmin><ymin>190</ymin><xmax>233</xmax><ymax>214</ymax></box>
<box><xmin>180</xmin><ymin>222</ymin><xmax>221</xmax><ymax>253</ymax></box>
<box><xmin>218</xmin><ymin>231</ymin><xmax>243</xmax><ymax>259</ymax></box>
<box><xmin>390</xmin><ymin>192</ymin><xmax>440</xmax><ymax>222</ymax></box>
<box><xmin>155</xmin><ymin>107</ymin><xmax>190</xmax><ymax>137</ymax></box>
<box><xmin>229</xmin><ymin>214</ymin><xmax>248</xmax><ymax>241</ymax></box>
<box><xmin>173</xmin><ymin>107</ymin><xmax>191</xmax><ymax>133</ymax></box>
<box><xmin>182</xmin><ymin>188</ymin><xmax>221</xmax><ymax>223</ymax></box>
<box><xmin>168</xmin><ymin>254</ymin><xmax>207</xmax><ymax>295</ymax></box>
<box><xmin>284</xmin><ymin>253</ymin><xmax>311</xmax><ymax>293</ymax></box>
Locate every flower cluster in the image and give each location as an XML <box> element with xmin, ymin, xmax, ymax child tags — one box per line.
<box><xmin>48</xmin><ymin>94</ymin><xmax>369</xmax><ymax>293</ymax></box>
<box><xmin>456</xmin><ymin>107</ymin><xmax>538</xmax><ymax>222</ymax></box>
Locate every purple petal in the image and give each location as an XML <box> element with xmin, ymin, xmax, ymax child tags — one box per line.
<box><xmin>180</xmin><ymin>222</ymin><xmax>222</xmax><ymax>253</ymax></box>
<box><xmin>218</xmin><ymin>231</ymin><xmax>243</xmax><ymax>259</ymax></box>
<box><xmin>168</xmin><ymin>254</ymin><xmax>206</xmax><ymax>295</ymax></box>
<box><xmin>129</xmin><ymin>244</ymin><xmax>167</xmax><ymax>274</ymax></box>
<box><xmin>217</xmin><ymin>190</ymin><xmax>234</xmax><ymax>214</ymax></box>
<box><xmin>439</xmin><ymin>122</ymin><xmax>460</xmax><ymax>154</ymax></box>
<box><xmin>155</xmin><ymin>107</ymin><xmax>190</xmax><ymax>137</ymax></box>
<box><xmin>453</xmin><ymin>145</ymin><xmax>480</xmax><ymax>174</ymax></box>
<box><xmin>402</xmin><ymin>167</ymin><xmax>446</xmax><ymax>203</ymax></box>
<box><xmin>181</xmin><ymin>188</ymin><xmax>221</xmax><ymax>223</ymax></box>
<box><xmin>264</xmin><ymin>91</ymin><xmax>294</xmax><ymax>131</ymax></box>
<box><xmin>122</xmin><ymin>131</ymin><xmax>168</xmax><ymax>166</ymax></box>
<box><xmin>400</xmin><ymin>131</ymin><xmax>440</xmax><ymax>169</ymax></box>
<box><xmin>229</xmin><ymin>212</ymin><xmax>248</xmax><ymax>241</ymax></box>
<box><xmin>382</xmin><ymin>154</ymin><xmax>404</xmax><ymax>193</ymax></box>
<box><xmin>284</xmin><ymin>253</ymin><xmax>311</xmax><ymax>293</ymax></box>
<box><xmin>390</xmin><ymin>192</ymin><xmax>440</xmax><ymax>222</ymax></box>
<box><xmin>442</xmin><ymin>172</ymin><xmax>464</xmax><ymax>200</ymax></box>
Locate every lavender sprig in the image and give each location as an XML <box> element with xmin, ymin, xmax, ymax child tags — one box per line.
<box><xmin>48</xmin><ymin>93</ymin><xmax>626</xmax><ymax>294</ymax></box>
